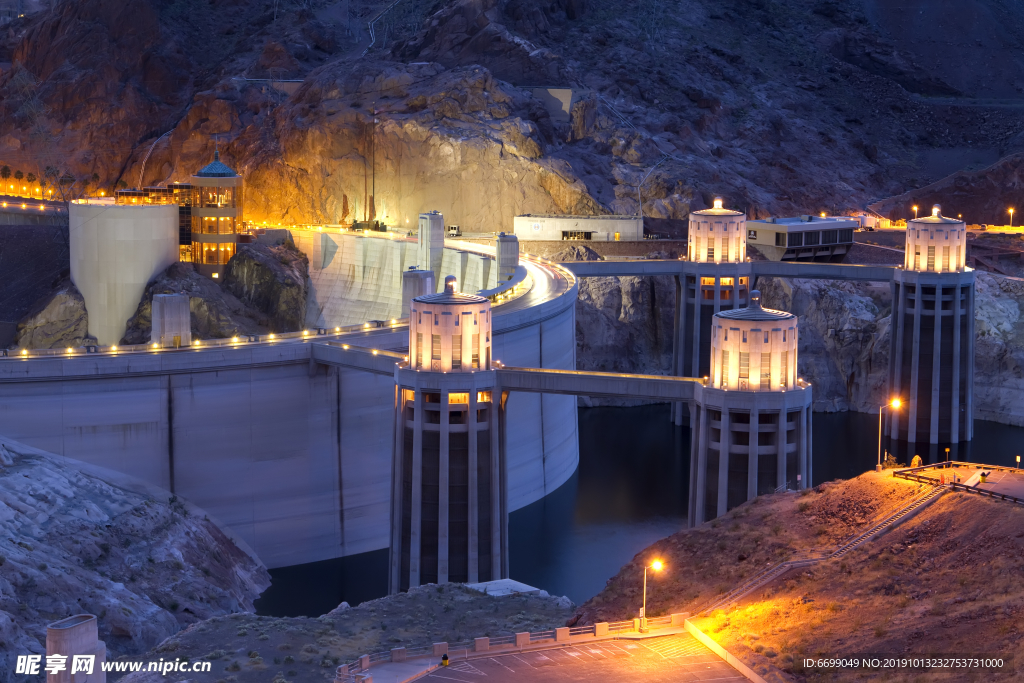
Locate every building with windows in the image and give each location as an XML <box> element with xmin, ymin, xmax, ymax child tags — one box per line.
<box><xmin>886</xmin><ymin>205</ymin><xmax>974</xmax><ymax>450</ymax></box>
<box><xmin>745</xmin><ymin>215</ymin><xmax>857</xmax><ymax>262</ymax></box>
<box><xmin>687</xmin><ymin>198</ymin><xmax>747</xmax><ymax>263</ymax></box>
<box><xmin>689</xmin><ymin>290</ymin><xmax>812</xmax><ymax>526</ymax></box>
<box><xmin>190</xmin><ymin>151</ymin><xmax>244</xmax><ymax>278</ymax></box>
<box><xmin>392</xmin><ymin>275</ymin><xmax>503</xmax><ymax>591</ymax></box>
<box><xmin>513</xmin><ymin>214</ymin><xmax>642</xmax><ymax>241</ymax></box>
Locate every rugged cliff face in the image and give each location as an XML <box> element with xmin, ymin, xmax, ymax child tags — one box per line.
<box><xmin>0</xmin><ymin>439</ymin><xmax>269</xmax><ymax>680</ymax></box>
<box><xmin>5</xmin><ymin>0</ymin><xmax>1024</xmax><ymax>238</ymax></box>
<box><xmin>121</xmin><ymin>262</ymin><xmax>271</xmax><ymax>345</ymax></box>
<box><xmin>224</xmin><ymin>242</ymin><xmax>309</xmax><ymax>332</ymax></box>
<box><xmin>12</xmin><ymin>279</ymin><xmax>90</xmax><ymax>350</ymax></box>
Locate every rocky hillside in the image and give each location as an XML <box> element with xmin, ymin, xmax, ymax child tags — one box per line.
<box><xmin>223</xmin><ymin>242</ymin><xmax>309</xmax><ymax>332</ymax></box>
<box><xmin>119</xmin><ymin>585</ymin><xmax>574</xmax><ymax>683</ymax></box>
<box><xmin>11</xmin><ymin>278</ymin><xmax>90</xmax><ymax>350</ymax></box>
<box><xmin>573</xmin><ymin>473</ymin><xmax>1024</xmax><ymax>682</ymax></box>
<box><xmin>4</xmin><ymin>0</ymin><xmax>1024</xmax><ymax>233</ymax></box>
<box><xmin>0</xmin><ymin>438</ymin><xmax>270</xmax><ymax>681</ymax></box>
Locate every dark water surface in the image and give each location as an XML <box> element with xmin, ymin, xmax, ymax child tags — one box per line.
<box><xmin>255</xmin><ymin>406</ymin><xmax>1024</xmax><ymax>616</ymax></box>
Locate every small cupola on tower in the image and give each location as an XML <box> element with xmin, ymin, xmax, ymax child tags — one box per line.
<box><xmin>688</xmin><ymin>197</ymin><xmax>747</xmax><ymax>264</ymax></box>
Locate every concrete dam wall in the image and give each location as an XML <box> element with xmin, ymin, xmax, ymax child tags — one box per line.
<box><xmin>0</xmin><ymin>248</ymin><xmax>578</xmax><ymax>570</ymax></box>
<box><xmin>295</xmin><ymin>231</ymin><xmax>499</xmax><ymax>328</ymax></box>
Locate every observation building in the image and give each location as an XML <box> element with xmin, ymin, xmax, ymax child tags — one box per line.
<box><xmin>689</xmin><ymin>290</ymin><xmax>812</xmax><ymax>526</ymax></box>
<box><xmin>190</xmin><ymin>151</ymin><xmax>243</xmax><ymax>279</ymax></box>
<box><xmin>886</xmin><ymin>205</ymin><xmax>974</xmax><ymax>449</ymax></box>
<box><xmin>391</xmin><ymin>276</ymin><xmax>503</xmax><ymax>592</ymax></box>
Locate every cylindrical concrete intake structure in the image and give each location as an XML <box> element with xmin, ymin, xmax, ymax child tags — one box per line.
<box><xmin>70</xmin><ymin>199</ymin><xmax>178</xmax><ymax>345</ymax></box>
<box><xmin>886</xmin><ymin>204</ymin><xmax>974</xmax><ymax>453</ymax></box>
<box><xmin>904</xmin><ymin>204</ymin><xmax>967</xmax><ymax>273</ymax></box>
<box><xmin>687</xmin><ymin>197</ymin><xmax>747</xmax><ymax>264</ymax></box>
<box><xmin>689</xmin><ymin>292</ymin><xmax>812</xmax><ymax>527</ymax></box>
<box><xmin>392</xmin><ymin>275</ymin><xmax>505</xmax><ymax>592</ymax></box>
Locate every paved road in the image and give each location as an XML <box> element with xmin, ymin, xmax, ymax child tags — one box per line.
<box><xmin>419</xmin><ymin>634</ymin><xmax>745</xmax><ymax>683</ymax></box>
<box><xmin>975</xmin><ymin>468</ymin><xmax>1024</xmax><ymax>499</ymax></box>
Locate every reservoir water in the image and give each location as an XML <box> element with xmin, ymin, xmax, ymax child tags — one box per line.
<box><xmin>255</xmin><ymin>405</ymin><xmax>1024</xmax><ymax>616</ymax></box>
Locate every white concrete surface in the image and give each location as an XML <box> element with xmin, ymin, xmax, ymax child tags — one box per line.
<box><xmin>514</xmin><ymin>214</ymin><xmax>642</xmax><ymax>242</ymax></box>
<box><xmin>69</xmin><ymin>200</ymin><xmax>178</xmax><ymax>345</ymax></box>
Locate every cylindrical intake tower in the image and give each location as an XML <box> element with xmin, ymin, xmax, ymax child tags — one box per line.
<box><xmin>392</xmin><ymin>276</ymin><xmax>505</xmax><ymax>592</ymax></box>
<box><xmin>689</xmin><ymin>291</ymin><xmax>813</xmax><ymax>526</ymax></box>
<box><xmin>688</xmin><ymin>197</ymin><xmax>747</xmax><ymax>264</ymax></box>
<box><xmin>887</xmin><ymin>205</ymin><xmax>974</xmax><ymax>451</ymax></box>
<box><xmin>672</xmin><ymin>198</ymin><xmax>752</xmax><ymax>424</ymax></box>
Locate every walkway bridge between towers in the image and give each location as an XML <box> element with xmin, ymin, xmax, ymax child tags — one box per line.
<box><xmin>311</xmin><ymin>342</ymin><xmax>703</xmax><ymax>402</ymax></box>
<box><xmin>560</xmin><ymin>259</ymin><xmax>897</xmax><ymax>282</ymax></box>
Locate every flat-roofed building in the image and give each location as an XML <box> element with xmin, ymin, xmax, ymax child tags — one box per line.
<box><xmin>513</xmin><ymin>214</ymin><xmax>643</xmax><ymax>242</ymax></box>
<box><xmin>746</xmin><ymin>215</ymin><xmax>857</xmax><ymax>262</ymax></box>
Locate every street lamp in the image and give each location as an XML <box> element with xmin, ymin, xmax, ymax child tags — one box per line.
<box><xmin>912</xmin><ymin>205</ymin><xmax>919</xmax><ymax>219</ymax></box>
<box><xmin>1010</xmin><ymin>208</ymin><xmax>1015</xmax><ymax>227</ymax></box>
<box><xmin>877</xmin><ymin>398</ymin><xmax>901</xmax><ymax>471</ymax></box>
<box><xmin>640</xmin><ymin>559</ymin><xmax>664</xmax><ymax>631</ymax></box>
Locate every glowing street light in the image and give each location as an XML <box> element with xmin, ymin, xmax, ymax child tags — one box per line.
<box><xmin>640</xmin><ymin>559</ymin><xmax>664</xmax><ymax>632</ymax></box>
<box><xmin>912</xmin><ymin>205</ymin><xmax>919</xmax><ymax>219</ymax></box>
<box><xmin>877</xmin><ymin>398</ymin><xmax>901</xmax><ymax>471</ymax></box>
<box><xmin>1010</xmin><ymin>208</ymin><xmax>1015</xmax><ymax>227</ymax></box>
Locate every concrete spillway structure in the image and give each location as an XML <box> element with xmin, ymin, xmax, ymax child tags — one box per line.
<box><xmin>392</xmin><ymin>277</ymin><xmax>503</xmax><ymax>591</ymax></box>
<box><xmin>689</xmin><ymin>291</ymin><xmax>812</xmax><ymax>526</ymax></box>
<box><xmin>886</xmin><ymin>205</ymin><xmax>974</xmax><ymax>450</ymax></box>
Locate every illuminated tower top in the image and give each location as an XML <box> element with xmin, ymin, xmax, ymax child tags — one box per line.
<box><xmin>688</xmin><ymin>197</ymin><xmax>747</xmax><ymax>263</ymax></box>
<box><xmin>710</xmin><ymin>290</ymin><xmax>798</xmax><ymax>391</ymax></box>
<box><xmin>905</xmin><ymin>204</ymin><xmax>966</xmax><ymax>273</ymax></box>
<box><xmin>409</xmin><ymin>275</ymin><xmax>492</xmax><ymax>372</ymax></box>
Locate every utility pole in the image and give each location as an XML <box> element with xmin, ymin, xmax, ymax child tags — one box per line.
<box><xmin>372</xmin><ymin>102</ymin><xmax>377</xmax><ymax>223</ymax></box>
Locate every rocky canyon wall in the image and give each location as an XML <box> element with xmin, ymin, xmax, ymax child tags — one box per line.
<box><xmin>0</xmin><ymin>438</ymin><xmax>269</xmax><ymax>681</ymax></box>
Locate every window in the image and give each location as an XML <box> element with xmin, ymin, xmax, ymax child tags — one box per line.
<box><xmin>701</xmin><ymin>277</ymin><xmax>716</xmax><ymax>286</ymax></box>
<box><xmin>781</xmin><ymin>351</ymin><xmax>789</xmax><ymax>388</ymax></box>
<box><xmin>788</xmin><ymin>232</ymin><xmax>803</xmax><ymax>247</ymax></box>
<box><xmin>417</xmin><ymin>333</ymin><xmax>424</xmax><ymax>366</ymax></box>
<box><xmin>449</xmin><ymin>392</ymin><xmax>469</xmax><ymax>404</ymax></box>
<box><xmin>472</xmin><ymin>334</ymin><xmax>480</xmax><ymax>368</ymax></box>
<box><xmin>452</xmin><ymin>334</ymin><xmax>462</xmax><ymax>369</ymax></box>
<box><xmin>707</xmin><ymin>245</ymin><xmax>715</xmax><ymax>260</ymax></box>
<box><xmin>927</xmin><ymin>246</ymin><xmax>935</xmax><ymax>272</ymax></box>
<box><xmin>402</xmin><ymin>389</ymin><xmax>415</xmax><ymax>403</ymax></box>
<box><xmin>477</xmin><ymin>391</ymin><xmax>492</xmax><ymax>403</ymax></box>
<box><xmin>943</xmin><ymin>246</ymin><xmax>950</xmax><ymax>272</ymax></box>
<box><xmin>720</xmin><ymin>350</ymin><xmax>729</xmax><ymax>387</ymax></box>
<box><xmin>775</xmin><ymin>232</ymin><xmax>786</xmax><ymax>247</ymax></box>
<box><xmin>782</xmin><ymin>329</ymin><xmax>786</xmax><ymax>343</ymax></box>
<box><xmin>742</xmin><ymin>330</ymin><xmax>747</xmax><ymax>343</ymax></box>
<box><xmin>763</xmin><ymin>331</ymin><xmax>769</xmax><ymax>343</ymax></box>
<box><xmin>720</xmin><ymin>277</ymin><xmax>734</xmax><ymax>287</ymax></box>
<box><xmin>915</xmin><ymin>247</ymin><xmax>921</xmax><ymax>270</ymax></box>
<box><xmin>739</xmin><ymin>277</ymin><xmax>748</xmax><ymax>285</ymax></box>
<box><xmin>955</xmin><ymin>245</ymin><xmax>961</xmax><ymax>270</ymax></box>
<box><xmin>804</xmin><ymin>231</ymin><xmax>820</xmax><ymax>246</ymax></box>
<box><xmin>838</xmin><ymin>228</ymin><xmax>853</xmax><ymax>243</ymax></box>
<box><xmin>432</xmin><ymin>335</ymin><xmax>441</xmax><ymax>360</ymax></box>
<box><xmin>739</xmin><ymin>352</ymin><xmax>749</xmax><ymax>379</ymax></box>
<box><xmin>561</xmin><ymin>230</ymin><xmax>592</xmax><ymax>240</ymax></box>
<box><xmin>760</xmin><ymin>353</ymin><xmax>771</xmax><ymax>390</ymax></box>
<box><xmin>821</xmin><ymin>230</ymin><xmax>837</xmax><ymax>244</ymax></box>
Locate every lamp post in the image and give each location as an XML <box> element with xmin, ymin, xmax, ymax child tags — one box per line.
<box><xmin>640</xmin><ymin>559</ymin><xmax>664</xmax><ymax>632</ymax></box>
<box><xmin>1010</xmin><ymin>208</ymin><xmax>1015</xmax><ymax>227</ymax></box>
<box><xmin>912</xmin><ymin>205</ymin><xmax>919</xmax><ymax>219</ymax></box>
<box><xmin>877</xmin><ymin>398</ymin><xmax>901</xmax><ymax>472</ymax></box>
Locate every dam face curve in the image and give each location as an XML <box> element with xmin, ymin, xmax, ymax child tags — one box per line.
<box><xmin>0</xmin><ymin>233</ymin><xmax>579</xmax><ymax>569</ymax></box>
